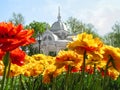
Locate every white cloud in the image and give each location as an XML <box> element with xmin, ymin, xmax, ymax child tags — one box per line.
<box><xmin>3</xmin><ymin>0</ymin><xmax>120</xmax><ymax>36</ymax></box>
<box><xmin>87</xmin><ymin>8</ymin><xmax>120</xmax><ymax>36</ymax></box>
<box><xmin>91</xmin><ymin>0</ymin><xmax>120</xmax><ymax>35</ymax></box>
<box><xmin>69</xmin><ymin>0</ymin><xmax>120</xmax><ymax>36</ymax></box>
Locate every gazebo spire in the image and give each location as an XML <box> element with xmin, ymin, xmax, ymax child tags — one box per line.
<box><xmin>57</xmin><ymin>6</ymin><xmax>61</xmax><ymax>21</ymax></box>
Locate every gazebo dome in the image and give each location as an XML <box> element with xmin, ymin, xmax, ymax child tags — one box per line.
<box><xmin>50</xmin><ymin>7</ymin><xmax>67</xmax><ymax>31</ymax></box>
<box><xmin>51</xmin><ymin>21</ymin><xmax>67</xmax><ymax>31</ymax></box>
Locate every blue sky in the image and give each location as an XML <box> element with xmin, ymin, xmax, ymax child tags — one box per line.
<box><xmin>1</xmin><ymin>0</ymin><xmax>120</xmax><ymax>36</ymax></box>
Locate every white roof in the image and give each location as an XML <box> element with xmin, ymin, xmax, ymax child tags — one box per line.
<box><xmin>50</xmin><ymin>21</ymin><xmax>67</xmax><ymax>31</ymax></box>
<box><xmin>56</xmin><ymin>40</ymin><xmax>70</xmax><ymax>43</ymax></box>
<box><xmin>43</xmin><ymin>30</ymin><xmax>59</xmax><ymax>41</ymax></box>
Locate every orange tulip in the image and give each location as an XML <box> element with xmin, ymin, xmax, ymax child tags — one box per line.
<box><xmin>67</xmin><ymin>33</ymin><xmax>103</xmax><ymax>52</ymax></box>
<box><xmin>0</xmin><ymin>48</ymin><xmax>26</xmax><ymax>66</ymax></box>
<box><xmin>0</xmin><ymin>22</ymin><xmax>35</xmax><ymax>51</ymax></box>
<box><xmin>10</xmin><ymin>48</ymin><xmax>26</xmax><ymax>66</ymax></box>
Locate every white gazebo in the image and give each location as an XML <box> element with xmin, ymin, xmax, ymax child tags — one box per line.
<box><xmin>35</xmin><ymin>7</ymin><xmax>73</xmax><ymax>55</ymax></box>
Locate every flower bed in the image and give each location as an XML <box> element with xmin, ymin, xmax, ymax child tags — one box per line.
<box><xmin>0</xmin><ymin>22</ymin><xmax>120</xmax><ymax>90</ymax></box>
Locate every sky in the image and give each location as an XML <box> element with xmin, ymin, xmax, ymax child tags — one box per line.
<box><xmin>0</xmin><ymin>0</ymin><xmax>120</xmax><ymax>36</ymax></box>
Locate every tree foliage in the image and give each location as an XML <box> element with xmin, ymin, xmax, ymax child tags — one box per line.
<box><xmin>103</xmin><ymin>32</ymin><xmax>114</xmax><ymax>46</ymax></box>
<box><xmin>112</xmin><ymin>22</ymin><xmax>120</xmax><ymax>47</ymax></box>
<box><xmin>66</xmin><ymin>17</ymin><xmax>82</xmax><ymax>33</ymax></box>
<box><xmin>25</xmin><ymin>21</ymin><xmax>50</xmax><ymax>37</ymax></box>
<box><xmin>66</xmin><ymin>17</ymin><xmax>100</xmax><ymax>38</ymax></box>
<box><xmin>9</xmin><ymin>12</ymin><xmax>24</xmax><ymax>26</ymax></box>
<box><xmin>103</xmin><ymin>22</ymin><xmax>120</xmax><ymax>47</ymax></box>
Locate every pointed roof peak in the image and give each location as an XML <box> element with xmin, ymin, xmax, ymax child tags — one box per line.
<box><xmin>50</xmin><ymin>6</ymin><xmax>68</xmax><ymax>31</ymax></box>
<box><xmin>57</xmin><ymin>6</ymin><xmax>61</xmax><ymax>21</ymax></box>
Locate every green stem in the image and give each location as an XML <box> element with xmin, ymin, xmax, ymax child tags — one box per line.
<box><xmin>1</xmin><ymin>65</ymin><xmax>7</xmax><ymax>90</ymax></box>
<box><xmin>65</xmin><ymin>65</ymin><xmax>72</xmax><ymax>90</ymax></box>
<box><xmin>1</xmin><ymin>52</ymin><xmax>10</xmax><ymax>90</ymax></box>
<box><xmin>10</xmin><ymin>77</ymin><xmax>14</xmax><ymax>90</ymax></box>
<box><xmin>79</xmin><ymin>50</ymin><xmax>86</xmax><ymax>90</ymax></box>
<box><xmin>52</xmin><ymin>78</ymin><xmax>56</xmax><ymax>90</ymax></box>
<box><xmin>5</xmin><ymin>62</ymin><xmax>11</xmax><ymax>90</ymax></box>
<box><xmin>19</xmin><ymin>75</ymin><xmax>22</xmax><ymax>90</ymax></box>
<box><xmin>102</xmin><ymin>58</ymin><xmax>111</xmax><ymax>90</ymax></box>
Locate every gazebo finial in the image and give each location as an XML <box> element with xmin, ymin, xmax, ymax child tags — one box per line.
<box><xmin>57</xmin><ymin>6</ymin><xmax>61</xmax><ymax>21</ymax></box>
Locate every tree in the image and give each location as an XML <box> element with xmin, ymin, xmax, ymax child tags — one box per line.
<box><xmin>66</xmin><ymin>17</ymin><xmax>100</xmax><ymax>38</ymax></box>
<box><xmin>103</xmin><ymin>22</ymin><xmax>120</xmax><ymax>47</ymax></box>
<box><xmin>25</xmin><ymin>21</ymin><xmax>49</xmax><ymax>37</ymax></box>
<box><xmin>9</xmin><ymin>12</ymin><xmax>25</xmax><ymax>25</ymax></box>
<box><xmin>103</xmin><ymin>32</ymin><xmax>115</xmax><ymax>46</ymax></box>
<box><xmin>66</xmin><ymin>17</ymin><xmax>82</xmax><ymax>33</ymax></box>
<box><xmin>112</xmin><ymin>22</ymin><xmax>120</xmax><ymax>47</ymax></box>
